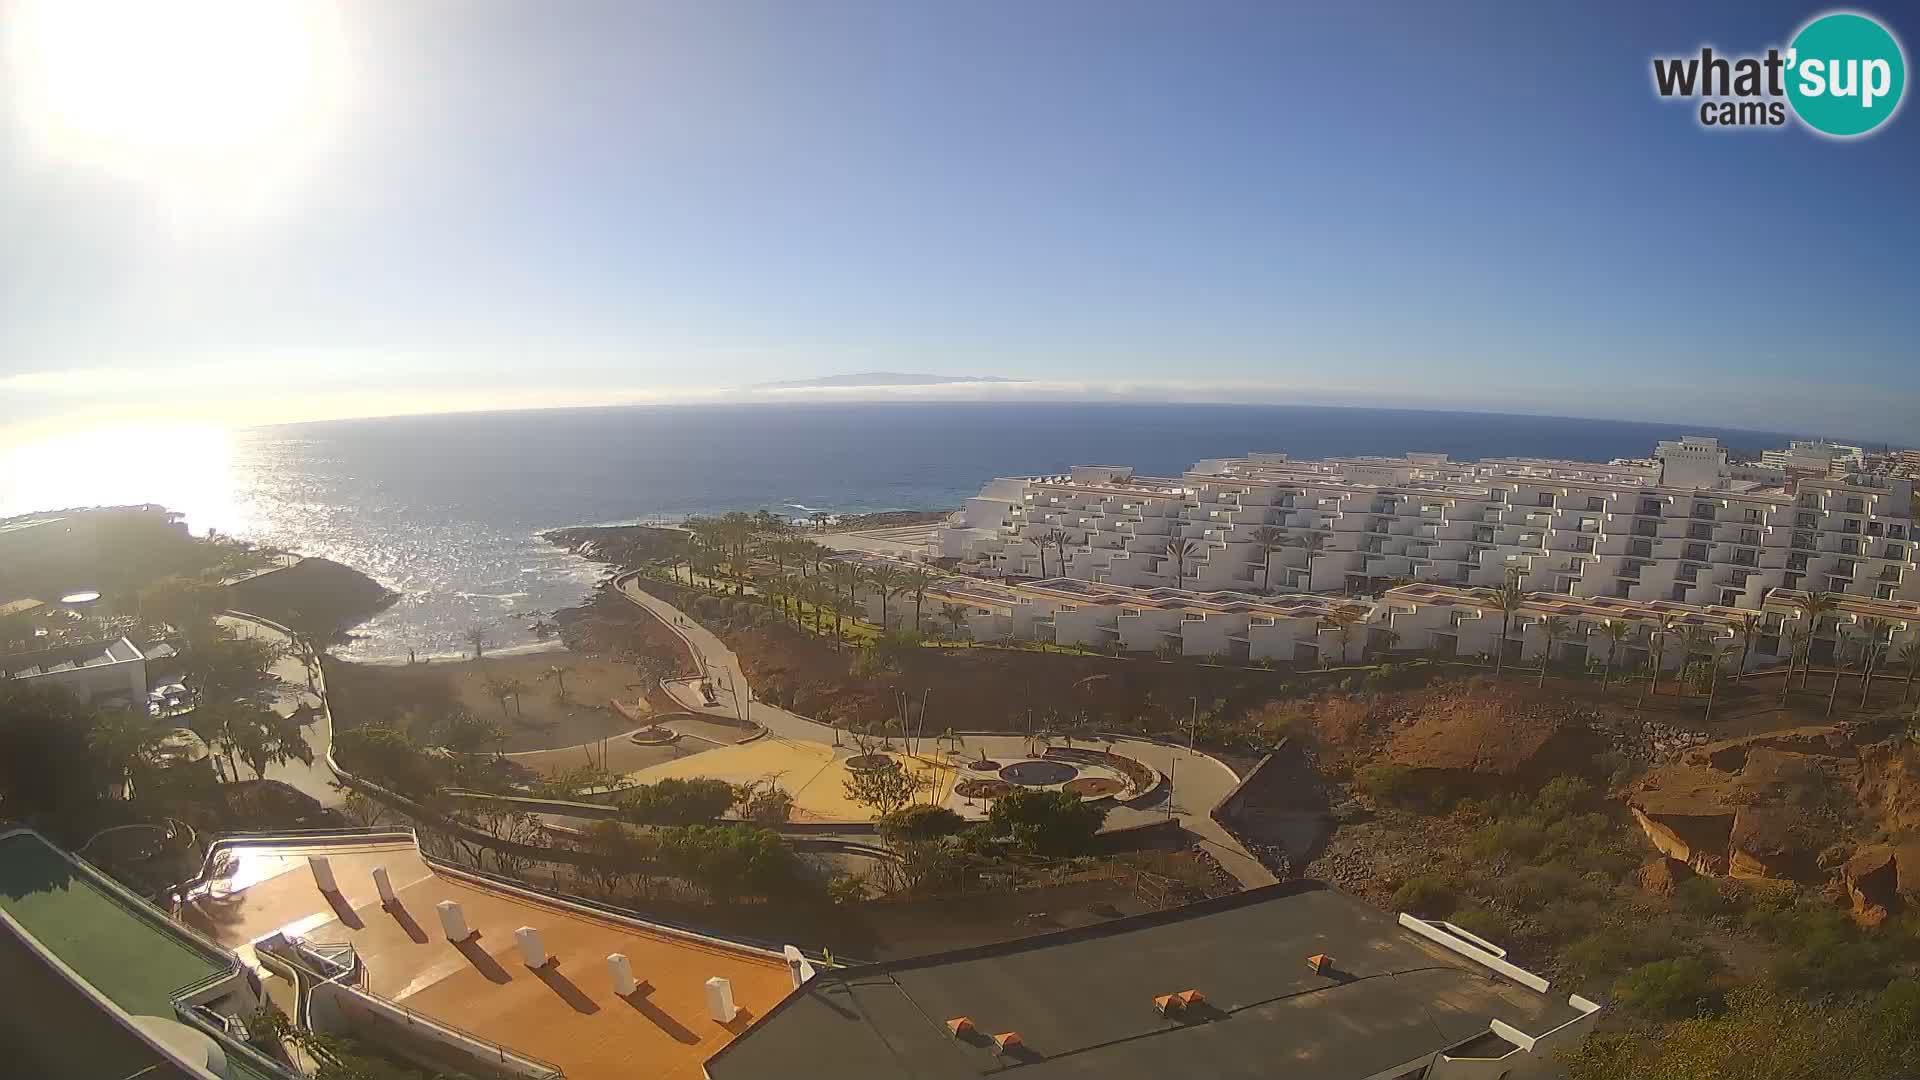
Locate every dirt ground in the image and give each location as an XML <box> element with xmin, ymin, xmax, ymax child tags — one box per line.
<box><xmin>446</xmin><ymin>650</ymin><xmax>662</xmax><ymax>752</ymax></box>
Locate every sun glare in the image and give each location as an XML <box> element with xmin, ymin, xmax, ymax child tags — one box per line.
<box><xmin>0</xmin><ymin>425</ymin><xmax>244</xmax><ymax>533</ymax></box>
<box><xmin>7</xmin><ymin>0</ymin><xmax>347</xmax><ymax>188</ymax></box>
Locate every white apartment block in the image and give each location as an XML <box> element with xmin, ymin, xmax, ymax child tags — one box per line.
<box><xmin>1760</xmin><ymin>439</ymin><xmax>1866</xmax><ymax>475</ymax></box>
<box><xmin>933</xmin><ymin>437</ymin><xmax>1917</xmax><ymax>613</ymax></box>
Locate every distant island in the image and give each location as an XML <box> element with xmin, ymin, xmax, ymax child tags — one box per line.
<box><xmin>749</xmin><ymin>371</ymin><xmax>1021</xmax><ymax>390</ymax></box>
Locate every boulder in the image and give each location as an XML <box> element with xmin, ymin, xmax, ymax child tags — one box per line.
<box><xmin>1637</xmin><ymin>857</ymin><xmax>1693</xmax><ymax>898</ymax></box>
<box><xmin>1843</xmin><ymin>845</ymin><xmax>1900</xmax><ymax>927</ymax></box>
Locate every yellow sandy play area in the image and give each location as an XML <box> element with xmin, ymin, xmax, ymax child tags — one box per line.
<box><xmin>617</xmin><ymin>739</ymin><xmax>962</xmax><ymax>822</ymax></box>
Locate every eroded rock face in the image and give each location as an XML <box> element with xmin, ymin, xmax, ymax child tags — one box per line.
<box><xmin>1628</xmin><ymin>725</ymin><xmax>1862</xmax><ymax>890</ymax></box>
<box><xmin>1637</xmin><ymin>856</ymin><xmax>1693</xmax><ymax>898</ymax></box>
<box><xmin>1843</xmin><ymin>845</ymin><xmax>1900</xmax><ymax>927</ymax></box>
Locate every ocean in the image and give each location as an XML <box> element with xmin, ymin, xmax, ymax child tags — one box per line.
<box><xmin>67</xmin><ymin>402</ymin><xmax>1815</xmax><ymax>661</ymax></box>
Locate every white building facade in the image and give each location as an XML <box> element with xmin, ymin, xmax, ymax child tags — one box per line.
<box><xmin>933</xmin><ymin>438</ymin><xmax>1917</xmax><ymax>613</ymax></box>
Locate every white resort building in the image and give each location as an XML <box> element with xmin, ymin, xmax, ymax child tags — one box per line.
<box><xmin>900</xmin><ymin>437</ymin><xmax>1920</xmax><ymax>670</ymax></box>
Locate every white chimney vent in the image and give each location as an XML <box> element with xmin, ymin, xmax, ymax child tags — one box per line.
<box><xmin>515</xmin><ymin>927</ymin><xmax>547</xmax><ymax>968</ymax></box>
<box><xmin>372</xmin><ymin>866</ymin><xmax>396</xmax><ymax>906</ymax></box>
<box><xmin>308</xmin><ymin>855</ymin><xmax>337</xmax><ymax>893</ymax></box>
<box><xmin>705</xmin><ymin>976</ymin><xmax>738</xmax><ymax>1023</ymax></box>
<box><xmin>436</xmin><ymin>900</ymin><xmax>470</xmax><ymax>941</ymax></box>
<box><xmin>608</xmin><ymin>953</ymin><xmax>638</xmax><ymax>996</ymax></box>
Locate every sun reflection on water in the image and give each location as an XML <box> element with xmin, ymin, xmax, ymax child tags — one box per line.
<box><xmin>0</xmin><ymin>424</ymin><xmax>253</xmax><ymax>533</ymax></box>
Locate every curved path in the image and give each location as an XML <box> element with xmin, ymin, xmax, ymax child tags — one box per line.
<box><xmin>613</xmin><ymin>574</ymin><xmax>1276</xmax><ymax>889</ymax></box>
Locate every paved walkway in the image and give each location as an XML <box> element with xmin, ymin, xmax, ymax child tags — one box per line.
<box><xmin>214</xmin><ymin>612</ymin><xmax>343</xmax><ymax>808</ymax></box>
<box><xmin>614</xmin><ymin>574</ymin><xmax>1275</xmax><ymax>888</ymax></box>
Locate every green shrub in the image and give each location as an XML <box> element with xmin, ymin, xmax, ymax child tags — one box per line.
<box><xmin>1470</xmin><ymin>817</ymin><xmax>1547</xmax><ymax>859</ymax></box>
<box><xmin>1496</xmin><ymin>864</ymin><xmax>1594</xmax><ymax>912</ymax></box>
<box><xmin>1444</xmin><ymin>904</ymin><xmax>1510</xmax><ymax>948</ymax></box>
<box><xmin>879</xmin><ymin>804</ymin><xmax>967</xmax><ymax>844</ymax></box>
<box><xmin>1355</xmin><ymin>764</ymin><xmax>1422</xmax><ymax>808</ymax></box>
<box><xmin>617</xmin><ymin>777</ymin><xmax>738</xmax><ymax>825</ymax></box>
<box><xmin>1613</xmin><ymin>957</ymin><xmax>1723</xmax><ymax>1020</ymax></box>
<box><xmin>1390</xmin><ymin>875</ymin><xmax>1458</xmax><ymax>918</ymax></box>
<box><xmin>1673</xmin><ymin>876</ymin><xmax>1732</xmax><ymax>919</ymax></box>
<box><xmin>1533</xmin><ymin>776</ymin><xmax>1593</xmax><ymax>819</ymax></box>
<box><xmin>984</xmin><ymin>789</ymin><xmax>1107</xmax><ymax>856</ymax></box>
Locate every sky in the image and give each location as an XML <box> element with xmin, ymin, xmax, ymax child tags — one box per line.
<box><xmin>2</xmin><ymin>0</ymin><xmax>1917</xmax><ymax>446</ymax></box>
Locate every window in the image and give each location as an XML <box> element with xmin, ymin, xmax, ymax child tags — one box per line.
<box><xmin>1578</xmin><ymin>516</ymin><xmax>1600</xmax><ymax>533</ymax></box>
<box><xmin>1692</xmin><ymin>501</ymin><xmax>1715</xmax><ymax>518</ymax></box>
<box><xmin>1868</xmin><ymin>521</ymin><xmax>1884</xmax><ymax>536</ymax></box>
<box><xmin>1722</xmin><ymin>590</ymin><xmax>1740</xmax><ymax>605</ymax></box>
<box><xmin>1573</xmin><ymin>536</ymin><xmax>1595</xmax><ymax>553</ymax></box>
<box><xmin>1796</xmin><ymin>512</ymin><xmax>1818</xmax><ymax>528</ymax></box>
<box><xmin>1880</xmin><ymin>584</ymin><xmax>1898</xmax><ymax>599</ymax></box>
<box><xmin>1670</xmin><ymin>584</ymin><xmax>1690</xmax><ymax>601</ymax></box>
<box><xmin>1739</xmin><ymin>527</ymin><xmax>1761</xmax><ymax>545</ymax></box>
<box><xmin>1841</xmin><ymin>538</ymin><xmax>1860</xmax><ymax>555</ymax></box>
<box><xmin>1889</xmin><ymin>544</ymin><xmax>1907</xmax><ymax>561</ymax></box>
<box><xmin>1684</xmin><ymin>543</ymin><xmax>1708</xmax><ymax>561</ymax></box>
<box><xmin>1634</xmin><ymin>520</ymin><xmax>1658</xmax><ymax>537</ymax></box>
<box><xmin>1785</xmin><ymin>572</ymin><xmax>1803</xmax><ymax>590</ymax></box>
<box><xmin>1892</xmin><ymin>524</ymin><xmax>1907</xmax><ymax>540</ymax></box>
<box><xmin>1586</xmin><ymin>496</ymin><xmax>1605</xmax><ymax>511</ymax></box>
<box><xmin>1538</xmin><ymin>492</ymin><xmax>1554</xmax><ymax>507</ymax></box>
<box><xmin>1639</xmin><ymin>499</ymin><xmax>1662</xmax><ymax>515</ymax></box>
<box><xmin>1733</xmin><ymin>548</ymin><xmax>1757</xmax><ymax>567</ymax></box>
<box><xmin>1744</xmin><ymin>508</ymin><xmax>1764</xmax><ymax>524</ymax></box>
<box><xmin>1798</xmin><ymin>493</ymin><xmax>1820</xmax><ymax>508</ymax></box>
<box><xmin>1846</xmin><ymin>497</ymin><xmax>1865</xmax><ymax>513</ymax></box>
<box><xmin>1792</xmin><ymin>531</ymin><xmax>1816</xmax><ymax>550</ymax></box>
<box><xmin>1844</xmin><ymin>519</ymin><xmax>1861</xmax><ymax>533</ymax></box>
<box><xmin>1688</xmin><ymin>522</ymin><xmax>1712</xmax><ymax>540</ymax></box>
<box><xmin>1836</xmin><ymin>559</ymin><xmax>1856</xmax><ymax>576</ymax></box>
<box><xmin>1789</xmin><ymin>552</ymin><xmax>1809</xmax><ymax>571</ymax></box>
<box><xmin>1630</xmin><ymin>539</ymin><xmax>1653</xmax><ymax>557</ymax></box>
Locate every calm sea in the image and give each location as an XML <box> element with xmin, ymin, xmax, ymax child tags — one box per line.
<box><xmin>167</xmin><ymin>403</ymin><xmax>1810</xmax><ymax>660</ymax></box>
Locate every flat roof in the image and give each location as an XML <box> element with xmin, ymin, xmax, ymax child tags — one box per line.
<box><xmin>0</xmin><ymin>830</ymin><xmax>228</xmax><ymax>1017</ymax></box>
<box><xmin>1</xmin><ymin>635</ymin><xmax>145</xmax><ymax>679</ymax></box>
<box><xmin>707</xmin><ymin>882</ymin><xmax>1582</xmax><ymax>1080</ymax></box>
<box><xmin>0</xmin><ymin>926</ymin><xmax>200</xmax><ymax>1080</ymax></box>
<box><xmin>178</xmin><ymin>837</ymin><xmax>794</xmax><ymax>1080</ymax></box>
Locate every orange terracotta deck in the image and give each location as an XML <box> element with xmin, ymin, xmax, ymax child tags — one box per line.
<box><xmin>179</xmin><ymin>839</ymin><xmax>792</xmax><ymax>1080</ymax></box>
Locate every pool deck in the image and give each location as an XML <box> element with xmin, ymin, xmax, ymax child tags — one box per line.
<box><xmin>179</xmin><ymin>837</ymin><xmax>795</xmax><ymax>1080</ymax></box>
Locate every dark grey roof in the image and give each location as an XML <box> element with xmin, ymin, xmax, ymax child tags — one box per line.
<box><xmin>706</xmin><ymin>882</ymin><xmax>1581</xmax><ymax>1080</ymax></box>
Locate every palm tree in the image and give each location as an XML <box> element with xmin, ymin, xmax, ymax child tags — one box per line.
<box><xmin>482</xmin><ymin>676</ymin><xmax>514</xmax><ymax>721</ymax></box>
<box><xmin>1485</xmin><ymin>570</ymin><xmax>1527</xmax><ymax>676</ymax></box>
<box><xmin>939</xmin><ymin>602</ymin><xmax>971</xmax><ymax>640</ymax></box>
<box><xmin>1779</xmin><ymin>624</ymin><xmax>1808</xmax><ymax>705</ymax></box>
<box><xmin>1249</xmin><ymin>526</ymin><xmax>1289</xmax><ymax>592</ymax></box>
<box><xmin>867</xmin><ymin>563</ymin><xmax>905</xmax><ymax>630</ymax></box>
<box><xmin>1164</xmin><ymin>538</ymin><xmax>1199</xmax><ymax>590</ymax></box>
<box><xmin>1899</xmin><ymin>639</ymin><xmax>1920</xmax><ymax>703</ymax></box>
<box><xmin>1600</xmin><ymin>620</ymin><xmax>1632</xmax><ymax>689</ymax></box>
<box><xmin>901</xmin><ymin>567</ymin><xmax>936</xmax><ymax>633</ymax></box>
<box><xmin>1703</xmin><ymin>642</ymin><xmax>1736</xmax><ymax>724</ymax></box>
<box><xmin>1794</xmin><ymin>591</ymin><xmax>1839</xmax><ymax>689</ymax></box>
<box><xmin>1827</xmin><ymin>625</ymin><xmax>1855</xmax><ymax>719</ymax></box>
<box><xmin>798</xmin><ymin>576</ymin><xmax>832</xmax><ymax>635</ymax></box>
<box><xmin>1675</xmin><ymin>623</ymin><xmax>1716</xmax><ymax>698</ymax></box>
<box><xmin>1320</xmin><ymin>606</ymin><xmax>1364</xmax><ymax>665</ymax></box>
<box><xmin>1538</xmin><ymin>616</ymin><xmax>1571</xmax><ymax>687</ymax></box>
<box><xmin>1043</xmin><ymin>528</ymin><xmax>1071</xmax><ymax>580</ymax></box>
<box><xmin>829</xmin><ymin>562</ymin><xmax>863</xmax><ymax>638</ymax></box>
<box><xmin>1290</xmin><ymin>530</ymin><xmax>1328</xmax><ymax>589</ymax></box>
<box><xmin>542</xmin><ymin>663</ymin><xmax>576</xmax><ymax>701</ymax></box>
<box><xmin>1857</xmin><ymin>617</ymin><xmax>1893</xmax><ymax>709</ymax></box>
<box><xmin>1643</xmin><ymin>613</ymin><xmax>1681</xmax><ymax>703</ymax></box>
<box><xmin>1728</xmin><ymin>612</ymin><xmax>1760</xmax><ymax>682</ymax></box>
<box><xmin>501</xmin><ymin>677</ymin><xmax>530</xmax><ymax>720</ymax></box>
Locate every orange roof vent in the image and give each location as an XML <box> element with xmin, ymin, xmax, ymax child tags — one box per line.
<box><xmin>1307</xmin><ymin>953</ymin><xmax>1332</xmax><ymax>975</ymax></box>
<box><xmin>946</xmin><ymin>1017</ymin><xmax>975</xmax><ymax>1037</ymax></box>
<box><xmin>1176</xmin><ymin>989</ymin><xmax>1206</xmax><ymax>1007</ymax></box>
<box><xmin>992</xmin><ymin>1031</ymin><xmax>1024</xmax><ymax>1054</ymax></box>
<box><xmin>1153</xmin><ymin>994</ymin><xmax>1181</xmax><ymax>1016</ymax></box>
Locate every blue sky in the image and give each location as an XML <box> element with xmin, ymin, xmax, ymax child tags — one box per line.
<box><xmin>2</xmin><ymin>0</ymin><xmax>1916</xmax><ymax>444</ymax></box>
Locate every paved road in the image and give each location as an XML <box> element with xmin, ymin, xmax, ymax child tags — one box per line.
<box><xmin>214</xmin><ymin>613</ymin><xmax>344</xmax><ymax>808</ymax></box>
<box><xmin>614</xmin><ymin>574</ymin><xmax>1275</xmax><ymax>888</ymax></box>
